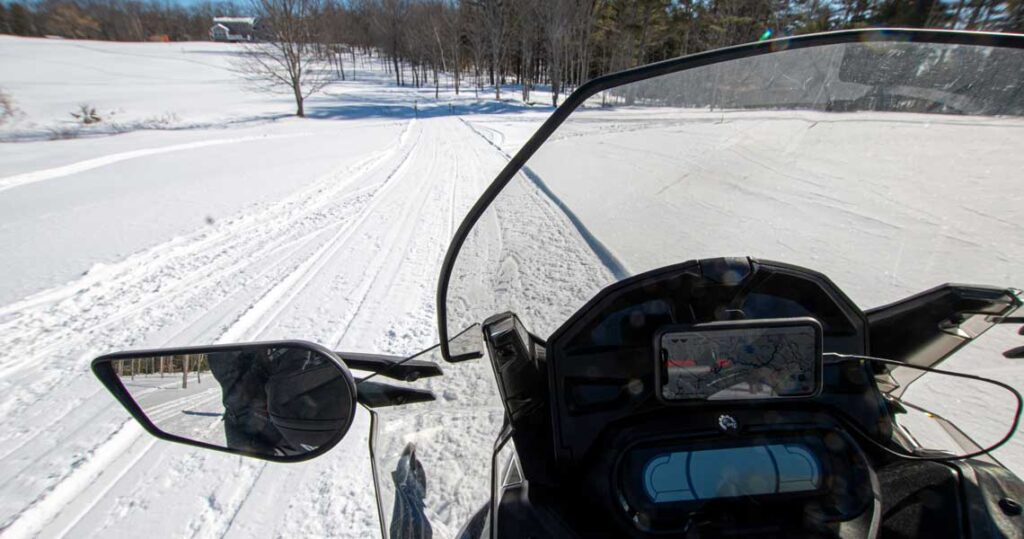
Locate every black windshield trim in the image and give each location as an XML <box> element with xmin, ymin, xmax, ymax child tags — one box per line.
<box><xmin>435</xmin><ymin>28</ymin><xmax>1024</xmax><ymax>362</ymax></box>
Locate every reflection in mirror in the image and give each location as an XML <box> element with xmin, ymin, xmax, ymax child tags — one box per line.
<box><xmin>108</xmin><ymin>344</ymin><xmax>355</xmax><ymax>459</ymax></box>
<box><xmin>444</xmin><ymin>324</ymin><xmax>484</xmax><ymax>363</ymax></box>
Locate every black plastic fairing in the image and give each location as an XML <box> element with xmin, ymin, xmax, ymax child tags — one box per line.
<box><xmin>876</xmin><ymin>460</ymin><xmax>965</xmax><ymax>537</ymax></box>
<box><xmin>865</xmin><ymin>284</ymin><xmax>1021</xmax><ymax>396</ymax></box>
<box><xmin>545</xmin><ymin>258</ymin><xmax>874</xmax><ymax>463</ymax></box>
<box><xmin>483</xmin><ymin>312</ymin><xmax>559</xmax><ymax>488</ymax></box>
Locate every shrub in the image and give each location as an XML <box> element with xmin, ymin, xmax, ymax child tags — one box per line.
<box><xmin>0</xmin><ymin>89</ymin><xmax>19</xmax><ymax>126</ymax></box>
<box><xmin>71</xmin><ymin>104</ymin><xmax>102</xmax><ymax>124</ymax></box>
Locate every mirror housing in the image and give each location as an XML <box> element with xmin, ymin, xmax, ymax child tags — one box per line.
<box><xmin>91</xmin><ymin>340</ymin><xmax>357</xmax><ymax>462</ymax></box>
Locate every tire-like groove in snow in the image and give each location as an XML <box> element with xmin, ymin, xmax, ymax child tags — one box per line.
<box><xmin>0</xmin><ymin>120</ymin><xmax>421</xmax><ymax>537</ymax></box>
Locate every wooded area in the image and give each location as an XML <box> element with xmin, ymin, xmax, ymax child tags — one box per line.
<box><xmin>115</xmin><ymin>354</ymin><xmax>209</xmax><ymax>388</ymax></box>
<box><xmin>0</xmin><ymin>1</ymin><xmax>242</xmax><ymax>41</ymax></box>
<box><xmin>3</xmin><ymin>0</ymin><xmax>1022</xmax><ymax>108</ymax></box>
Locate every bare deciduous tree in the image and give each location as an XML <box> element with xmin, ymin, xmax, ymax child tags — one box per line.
<box><xmin>371</xmin><ymin>0</ymin><xmax>410</xmax><ymax>86</ymax></box>
<box><xmin>10</xmin><ymin>0</ymin><xmax>1019</xmax><ymax>114</ymax></box>
<box><xmin>239</xmin><ymin>0</ymin><xmax>333</xmax><ymax>117</ymax></box>
<box><xmin>471</xmin><ymin>0</ymin><xmax>516</xmax><ymax>100</ymax></box>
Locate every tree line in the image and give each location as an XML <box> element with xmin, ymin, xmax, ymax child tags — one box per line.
<box><xmin>2</xmin><ymin>0</ymin><xmax>1022</xmax><ymax>111</ymax></box>
<box><xmin>115</xmin><ymin>354</ymin><xmax>208</xmax><ymax>388</ymax></box>
<box><xmin>0</xmin><ymin>1</ymin><xmax>245</xmax><ymax>41</ymax></box>
<box><xmin>286</xmin><ymin>0</ymin><xmax>1024</xmax><ymax>106</ymax></box>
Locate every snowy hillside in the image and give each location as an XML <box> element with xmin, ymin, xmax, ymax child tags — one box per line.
<box><xmin>0</xmin><ymin>38</ymin><xmax>286</xmax><ymax>140</ymax></box>
<box><xmin>0</xmin><ymin>36</ymin><xmax>549</xmax><ymax>538</ymax></box>
<box><xmin>1</xmin><ymin>35</ymin><xmax>1023</xmax><ymax>539</ymax></box>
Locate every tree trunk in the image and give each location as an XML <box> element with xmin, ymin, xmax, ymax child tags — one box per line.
<box><xmin>494</xmin><ymin>54</ymin><xmax>501</xmax><ymax>99</ymax></box>
<box><xmin>392</xmin><ymin>51</ymin><xmax>401</xmax><ymax>86</ymax></box>
<box><xmin>453</xmin><ymin>46</ymin><xmax>460</xmax><ymax>95</ymax></box>
<box><xmin>294</xmin><ymin>86</ymin><xmax>305</xmax><ymax>117</ymax></box>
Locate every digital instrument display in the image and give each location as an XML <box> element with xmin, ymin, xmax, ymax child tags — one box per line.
<box><xmin>656</xmin><ymin>319</ymin><xmax>821</xmax><ymax>401</ymax></box>
<box><xmin>643</xmin><ymin>444</ymin><xmax>822</xmax><ymax>503</ymax></box>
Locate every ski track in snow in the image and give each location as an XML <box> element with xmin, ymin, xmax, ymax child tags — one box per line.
<box><xmin>0</xmin><ymin>111</ymin><xmax>525</xmax><ymax>538</ymax></box>
<box><xmin>0</xmin><ymin>133</ymin><xmax>311</xmax><ymax>194</ymax></box>
<box><xmin>0</xmin><ymin>38</ymin><xmax>563</xmax><ymax>539</ymax></box>
<box><xmin>4</xmin><ymin>39</ymin><xmax>1024</xmax><ymax>539</ymax></box>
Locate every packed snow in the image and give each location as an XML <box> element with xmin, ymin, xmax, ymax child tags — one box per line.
<box><xmin>457</xmin><ymin>106</ymin><xmax>1024</xmax><ymax>463</ymax></box>
<box><xmin>0</xmin><ymin>35</ymin><xmax>549</xmax><ymax>539</ymax></box>
<box><xmin>1</xmin><ymin>35</ymin><xmax>1023</xmax><ymax>539</ymax></box>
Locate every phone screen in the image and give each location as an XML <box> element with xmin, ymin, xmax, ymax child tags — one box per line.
<box><xmin>658</xmin><ymin>321</ymin><xmax>820</xmax><ymax>401</ymax></box>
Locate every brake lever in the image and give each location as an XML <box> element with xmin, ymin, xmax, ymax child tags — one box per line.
<box><xmin>998</xmin><ymin>317</ymin><xmax>1024</xmax><ymax>357</ymax></box>
<box><xmin>1005</xmin><ymin>346</ymin><xmax>1024</xmax><ymax>359</ymax></box>
<box><xmin>336</xmin><ymin>351</ymin><xmax>443</xmax><ymax>381</ymax></box>
<box><xmin>356</xmin><ymin>380</ymin><xmax>436</xmax><ymax>408</ymax></box>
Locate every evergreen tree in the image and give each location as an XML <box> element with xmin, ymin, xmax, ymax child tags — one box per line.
<box><xmin>9</xmin><ymin>3</ymin><xmax>34</xmax><ymax>36</ymax></box>
<box><xmin>0</xmin><ymin>4</ymin><xmax>9</xmax><ymax>34</ymax></box>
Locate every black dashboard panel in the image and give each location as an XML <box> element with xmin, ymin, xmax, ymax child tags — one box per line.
<box><xmin>482</xmin><ymin>256</ymin><xmax>1021</xmax><ymax>538</ymax></box>
<box><xmin>546</xmin><ymin>258</ymin><xmax>876</xmax><ymax>463</ymax></box>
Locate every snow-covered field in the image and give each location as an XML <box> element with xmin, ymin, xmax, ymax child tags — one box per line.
<box><xmin>1</xmin><ymin>35</ymin><xmax>1023</xmax><ymax>538</ymax></box>
<box><xmin>0</xmin><ymin>36</ymin><xmax>550</xmax><ymax>538</ymax></box>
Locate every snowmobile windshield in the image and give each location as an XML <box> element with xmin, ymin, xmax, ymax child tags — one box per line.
<box><xmin>365</xmin><ymin>30</ymin><xmax>1024</xmax><ymax>538</ymax></box>
<box><xmin>440</xmin><ymin>30</ymin><xmax>1024</xmax><ymax>357</ymax></box>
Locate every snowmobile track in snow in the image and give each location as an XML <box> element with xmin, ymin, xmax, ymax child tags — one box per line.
<box><xmin>0</xmin><ymin>119</ymin><xmax>420</xmax><ymax>537</ymax></box>
<box><xmin>0</xmin><ymin>115</ymin><xmax>519</xmax><ymax>538</ymax></box>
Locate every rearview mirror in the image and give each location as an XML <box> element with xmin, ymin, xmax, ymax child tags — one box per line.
<box><xmin>91</xmin><ymin>341</ymin><xmax>357</xmax><ymax>462</ymax></box>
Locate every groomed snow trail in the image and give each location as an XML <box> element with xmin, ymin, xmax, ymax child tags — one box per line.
<box><xmin>0</xmin><ymin>114</ymin><xmax>513</xmax><ymax>538</ymax></box>
<box><xmin>6</xmin><ymin>36</ymin><xmax>1024</xmax><ymax>539</ymax></box>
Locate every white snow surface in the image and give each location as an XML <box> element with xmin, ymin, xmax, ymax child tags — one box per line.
<box><xmin>0</xmin><ymin>35</ymin><xmax>1023</xmax><ymax>538</ymax></box>
<box><xmin>0</xmin><ymin>36</ymin><xmax>549</xmax><ymax>539</ymax></box>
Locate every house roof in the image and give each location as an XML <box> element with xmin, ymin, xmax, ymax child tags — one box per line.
<box><xmin>213</xmin><ymin>17</ymin><xmax>255</xmax><ymax>26</ymax></box>
<box><xmin>211</xmin><ymin>17</ymin><xmax>255</xmax><ymax>35</ymax></box>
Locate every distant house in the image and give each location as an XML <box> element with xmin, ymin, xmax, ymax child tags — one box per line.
<box><xmin>210</xmin><ymin>17</ymin><xmax>256</xmax><ymax>42</ymax></box>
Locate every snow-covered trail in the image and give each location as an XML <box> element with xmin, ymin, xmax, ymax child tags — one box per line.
<box><xmin>5</xmin><ymin>35</ymin><xmax>1024</xmax><ymax>539</ymax></box>
<box><xmin>0</xmin><ymin>114</ymin><xmax>513</xmax><ymax>538</ymax></box>
<box><xmin>0</xmin><ymin>119</ymin><xmax>410</xmax><ymax>306</ymax></box>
